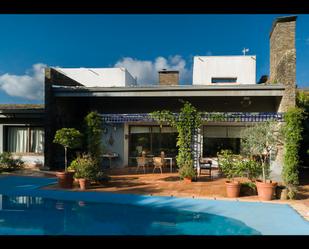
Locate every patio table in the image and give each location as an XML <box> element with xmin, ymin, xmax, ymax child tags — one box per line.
<box><xmin>164</xmin><ymin>157</ymin><xmax>174</xmax><ymax>173</ymax></box>
<box><xmin>101</xmin><ymin>153</ymin><xmax>119</xmax><ymax>168</ymax></box>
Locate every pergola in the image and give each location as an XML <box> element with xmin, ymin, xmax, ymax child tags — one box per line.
<box><xmin>100</xmin><ymin>112</ymin><xmax>283</xmax><ymax>176</ymax></box>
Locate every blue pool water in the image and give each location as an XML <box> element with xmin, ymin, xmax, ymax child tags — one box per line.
<box><xmin>0</xmin><ymin>195</ymin><xmax>260</xmax><ymax>235</ymax></box>
<box><xmin>0</xmin><ymin>175</ymin><xmax>309</xmax><ymax>235</ymax></box>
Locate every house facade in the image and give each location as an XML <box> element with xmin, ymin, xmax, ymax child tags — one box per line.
<box><xmin>0</xmin><ymin>105</ymin><xmax>45</xmax><ymax>167</ymax></box>
<box><xmin>43</xmin><ymin>16</ymin><xmax>297</xmax><ymax>182</ymax></box>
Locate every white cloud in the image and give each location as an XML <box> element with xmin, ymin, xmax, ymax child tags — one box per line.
<box><xmin>0</xmin><ymin>63</ymin><xmax>46</xmax><ymax>101</ymax></box>
<box><xmin>114</xmin><ymin>55</ymin><xmax>191</xmax><ymax>85</ymax></box>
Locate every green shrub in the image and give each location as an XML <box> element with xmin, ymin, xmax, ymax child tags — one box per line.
<box><xmin>72</xmin><ymin>154</ymin><xmax>101</xmax><ymax>181</ymax></box>
<box><xmin>241</xmin><ymin>181</ymin><xmax>256</xmax><ymax>189</ymax></box>
<box><xmin>296</xmin><ymin>90</ymin><xmax>309</xmax><ymax>166</ymax></box>
<box><xmin>84</xmin><ymin>111</ymin><xmax>104</xmax><ymax>159</ymax></box>
<box><xmin>67</xmin><ymin>157</ymin><xmax>79</xmax><ymax>172</ymax></box>
<box><xmin>0</xmin><ymin>152</ymin><xmax>24</xmax><ymax>172</ymax></box>
<box><xmin>70</xmin><ymin>153</ymin><xmax>109</xmax><ymax>184</ymax></box>
<box><xmin>283</xmin><ymin>107</ymin><xmax>304</xmax><ymax>199</ymax></box>
<box><xmin>218</xmin><ymin>150</ymin><xmax>263</xmax><ymax>182</ymax></box>
<box><xmin>239</xmin><ymin>159</ymin><xmax>263</xmax><ymax>181</ymax></box>
<box><xmin>179</xmin><ymin>162</ymin><xmax>197</xmax><ymax>179</ymax></box>
<box><xmin>218</xmin><ymin>150</ymin><xmax>242</xmax><ymax>181</ymax></box>
<box><xmin>240</xmin><ymin>182</ymin><xmax>257</xmax><ymax>196</ymax></box>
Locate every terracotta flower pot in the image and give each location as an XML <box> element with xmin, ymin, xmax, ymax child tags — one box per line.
<box><xmin>183</xmin><ymin>177</ymin><xmax>192</xmax><ymax>183</ymax></box>
<box><xmin>225</xmin><ymin>181</ymin><xmax>241</xmax><ymax>198</ymax></box>
<box><xmin>74</xmin><ymin>178</ymin><xmax>80</xmax><ymax>185</ymax></box>
<box><xmin>256</xmin><ymin>180</ymin><xmax>277</xmax><ymax>201</ymax></box>
<box><xmin>56</xmin><ymin>171</ymin><xmax>74</xmax><ymax>188</ymax></box>
<box><xmin>79</xmin><ymin>178</ymin><xmax>90</xmax><ymax>190</ymax></box>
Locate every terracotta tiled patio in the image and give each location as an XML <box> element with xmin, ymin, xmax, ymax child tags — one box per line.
<box><xmin>42</xmin><ymin>166</ymin><xmax>270</xmax><ymax>200</ymax></box>
<box><xmin>92</xmin><ymin>167</ymin><xmax>230</xmax><ymax>198</ymax></box>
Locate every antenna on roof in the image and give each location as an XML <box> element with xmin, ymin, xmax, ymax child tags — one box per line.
<box><xmin>242</xmin><ymin>48</ymin><xmax>249</xmax><ymax>55</ymax></box>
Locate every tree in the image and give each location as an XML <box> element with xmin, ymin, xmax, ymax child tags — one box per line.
<box><xmin>53</xmin><ymin>128</ymin><xmax>83</xmax><ymax>171</ymax></box>
<box><xmin>241</xmin><ymin>120</ymin><xmax>282</xmax><ymax>182</ymax></box>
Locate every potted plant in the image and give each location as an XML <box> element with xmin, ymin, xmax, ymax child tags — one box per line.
<box><xmin>241</xmin><ymin>121</ymin><xmax>281</xmax><ymax>201</ymax></box>
<box><xmin>238</xmin><ymin>159</ymin><xmax>261</xmax><ymax>196</ymax></box>
<box><xmin>73</xmin><ymin>154</ymin><xmax>99</xmax><ymax>190</ymax></box>
<box><xmin>219</xmin><ymin>150</ymin><xmax>242</xmax><ymax>198</ymax></box>
<box><xmin>240</xmin><ymin>182</ymin><xmax>257</xmax><ymax>196</ymax></box>
<box><xmin>68</xmin><ymin>158</ymin><xmax>80</xmax><ymax>185</ymax></box>
<box><xmin>179</xmin><ymin>162</ymin><xmax>197</xmax><ymax>183</ymax></box>
<box><xmin>53</xmin><ymin>128</ymin><xmax>83</xmax><ymax>188</ymax></box>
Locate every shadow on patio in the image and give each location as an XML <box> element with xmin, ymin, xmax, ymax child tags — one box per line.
<box><xmin>88</xmin><ymin>166</ymin><xmax>229</xmax><ymax>198</ymax></box>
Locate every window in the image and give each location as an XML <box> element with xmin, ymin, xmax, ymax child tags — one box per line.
<box><xmin>129</xmin><ymin>125</ymin><xmax>178</xmax><ymax>158</ymax></box>
<box><xmin>202</xmin><ymin>126</ymin><xmax>243</xmax><ymax>157</ymax></box>
<box><xmin>211</xmin><ymin>77</ymin><xmax>237</xmax><ymax>83</ymax></box>
<box><xmin>6</xmin><ymin>126</ymin><xmax>44</xmax><ymax>154</ymax></box>
<box><xmin>203</xmin><ymin>137</ymin><xmax>240</xmax><ymax>157</ymax></box>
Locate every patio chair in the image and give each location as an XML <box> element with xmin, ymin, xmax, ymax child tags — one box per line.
<box><xmin>198</xmin><ymin>157</ymin><xmax>212</xmax><ymax>179</ymax></box>
<box><xmin>216</xmin><ymin>153</ymin><xmax>224</xmax><ymax>177</ymax></box>
<box><xmin>136</xmin><ymin>156</ymin><xmax>147</xmax><ymax>173</ymax></box>
<box><xmin>153</xmin><ymin>156</ymin><xmax>165</xmax><ymax>174</ymax></box>
<box><xmin>160</xmin><ymin>151</ymin><xmax>166</xmax><ymax>166</ymax></box>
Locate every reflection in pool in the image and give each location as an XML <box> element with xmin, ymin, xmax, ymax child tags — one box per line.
<box><xmin>0</xmin><ymin>195</ymin><xmax>260</xmax><ymax>235</ymax></box>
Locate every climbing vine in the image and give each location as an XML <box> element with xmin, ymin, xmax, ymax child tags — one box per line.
<box><xmin>84</xmin><ymin>111</ymin><xmax>104</xmax><ymax>160</ymax></box>
<box><xmin>296</xmin><ymin>90</ymin><xmax>309</xmax><ymax>166</ymax></box>
<box><xmin>151</xmin><ymin>100</ymin><xmax>201</xmax><ymax>178</ymax></box>
<box><xmin>282</xmin><ymin>107</ymin><xmax>304</xmax><ymax>199</ymax></box>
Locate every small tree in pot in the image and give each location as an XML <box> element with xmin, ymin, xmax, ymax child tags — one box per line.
<box><xmin>241</xmin><ymin>120</ymin><xmax>282</xmax><ymax>201</ymax></box>
<box><xmin>53</xmin><ymin>128</ymin><xmax>83</xmax><ymax>188</ymax></box>
<box><xmin>219</xmin><ymin>150</ymin><xmax>243</xmax><ymax>198</ymax></box>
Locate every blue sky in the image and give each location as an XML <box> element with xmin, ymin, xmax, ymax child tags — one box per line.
<box><xmin>0</xmin><ymin>14</ymin><xmax>308</xmax><ymax>104</ymax></box>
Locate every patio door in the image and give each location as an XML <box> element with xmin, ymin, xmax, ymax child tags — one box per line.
<box><xmin>128</xmin><ymin>125</ymin><xmax>177</xmax><ymax>165</ymax></box>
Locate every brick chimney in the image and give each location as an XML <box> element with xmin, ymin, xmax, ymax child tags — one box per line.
<box><xmin>269</xmin><ymin>15</ymin><xmax>297</xmax><ymax>112</ymax></box>
<box><xmin>158</xmin><ymin>69</ymin><xmax>179</xmax><ymax>85</ymax></box>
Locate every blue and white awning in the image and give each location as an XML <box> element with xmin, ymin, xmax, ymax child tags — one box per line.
<box><xmin>100</xmin><ymin>112</ymin><xmax>283</xmax><ymax>124</ymax></box>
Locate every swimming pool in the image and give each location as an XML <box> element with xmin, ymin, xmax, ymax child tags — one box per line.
<box><xmin>0</xmin><ymin>194</ymin><xmax>261</xmax><ymax>235</ymax></box>
<box><xmin>0</xmin><ymin>176</ymin><xmax>308</xmax><ymax>235</ymax></box>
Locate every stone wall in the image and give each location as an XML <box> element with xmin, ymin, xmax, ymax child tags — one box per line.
<box><xmin>269</xmin><ymin>18</ymin><xmax>296</xmax><ymax>84</ymax></box>
<box><xmin>268</xmin><ymin>16</ymin><xmax>297</xmax><ymax>182</ymax></box>
<box><xmin>276</xmin><ymin>49</ymin><xmax>297</xmax><ymax>112</ymax></box>
<box><xmin>268</xmin><ymin>16</ymin><xmax>297</xmax><ymax>112</ymax></box>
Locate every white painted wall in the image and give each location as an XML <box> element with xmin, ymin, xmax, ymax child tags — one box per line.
<box><xmin>192</xmin><ymin>56</ymin><xmax>256</xmax><ymax>85</ymax></box>
<box><xmin>12</xmin><ymin>155</ymin><xmax>44</xmax><ymax>167</ymax></box>
<box><xmin>54</xmin><ymin>67</ymin><xmax>137</xmax><ymax>87</ymax></box>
